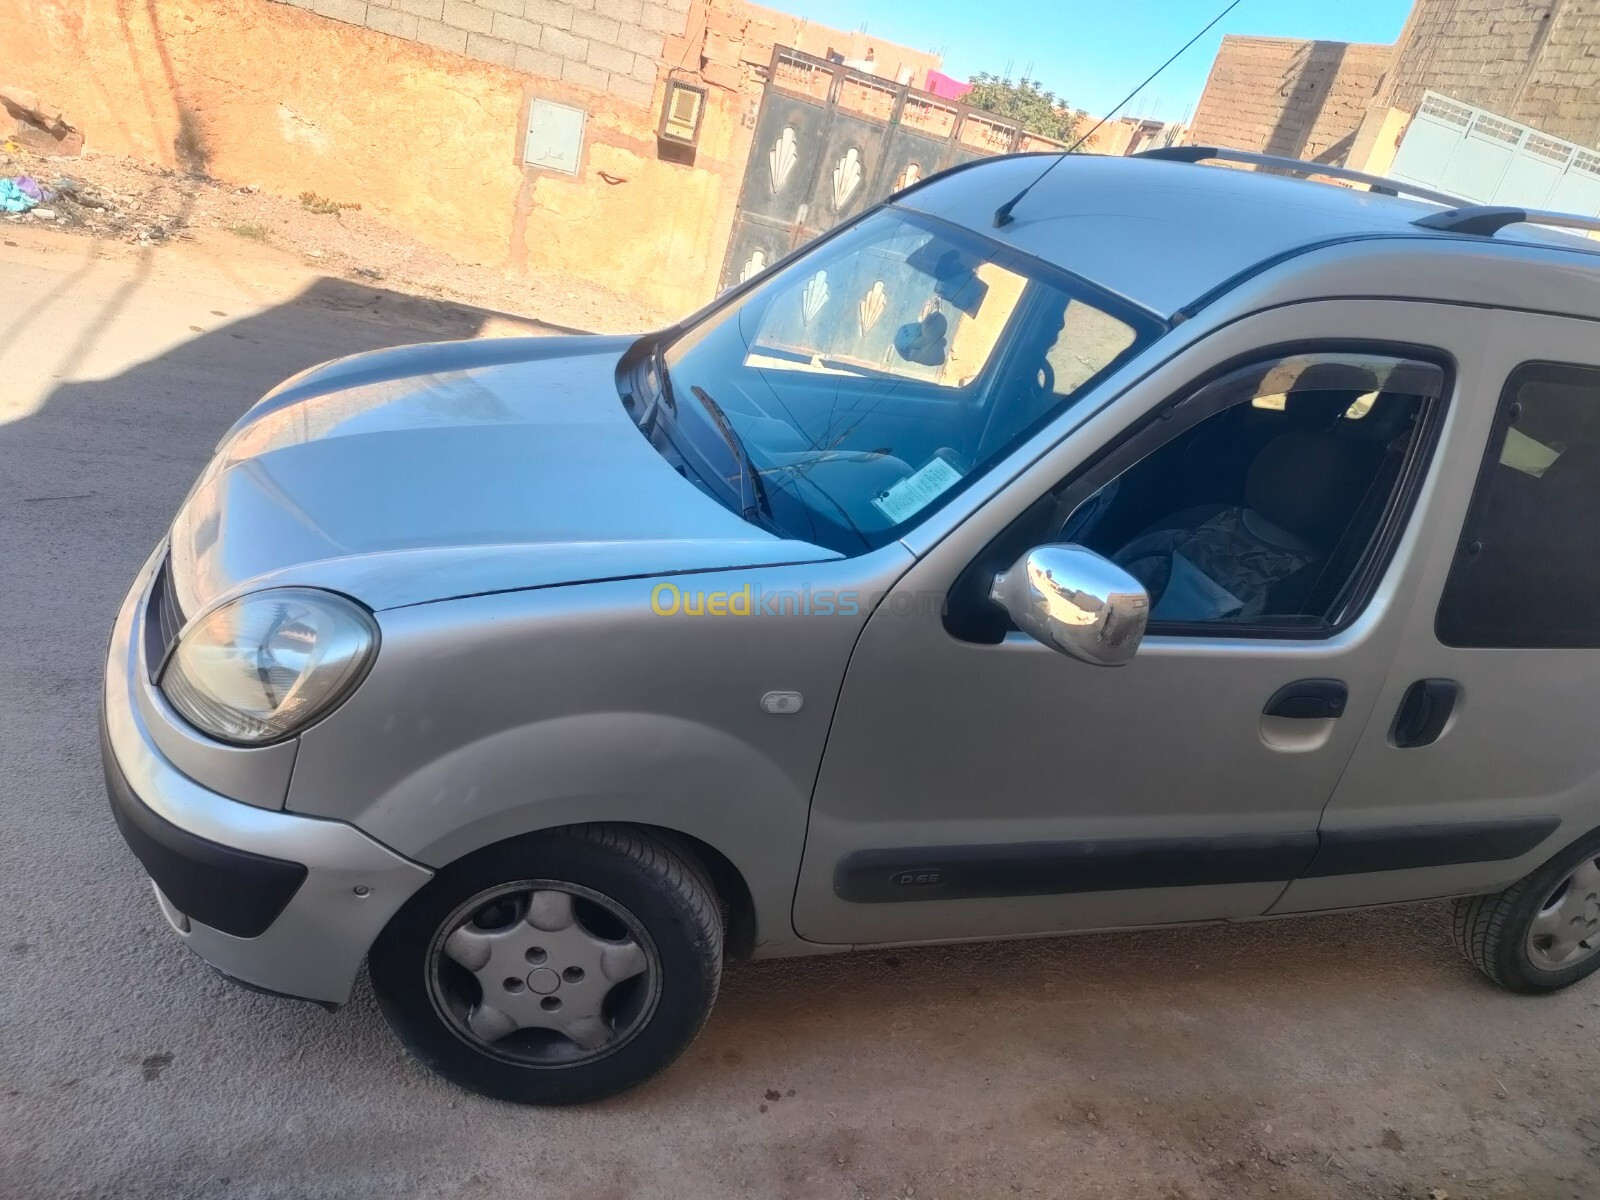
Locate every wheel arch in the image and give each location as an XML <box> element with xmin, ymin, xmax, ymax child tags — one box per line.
<box><xmin>634</xmin><ymin>825</ymin><xmax>759</xmax><ymax>961</ymax></box>
<box><xmin>422</xmin><ymin>820</ymin><xmax>763</xmax><ymax>962</ymax></box>
<box><xmin>337</xmin><ymin>711</ymin><xmax>817</xmax><ymax>956</ymax></box>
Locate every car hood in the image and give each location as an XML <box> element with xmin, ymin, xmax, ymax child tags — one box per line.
<box><xmin>169</xmin><ymin>335</ymin><xmax>839</xmax><ymax>612</ymax></box>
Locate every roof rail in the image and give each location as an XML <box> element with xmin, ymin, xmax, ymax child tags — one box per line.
<box><xmin>1414</xmin><ymin>205</ymin><xmax>1600</xmax><ymax>237</ymax></box>
<box><xmin>1133</xmin><ymin>145</ymin><xmax>1469</xmax><ymax>208</ymax></box>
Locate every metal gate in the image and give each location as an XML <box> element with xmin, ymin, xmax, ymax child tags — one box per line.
<box><xmin>720</xmin><ymin>48</ymin><xmax>1062</xmax><ymax>291</ymax></box>
<box><xmin>1390</xmin><ymin>91</ymin><xmax>1600</xmax><ymax>215</ymax></box>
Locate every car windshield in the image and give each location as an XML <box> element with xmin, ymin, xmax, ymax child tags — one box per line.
<box><xmin>654</xmin><ymin>207</ymin><xmax>1162</xmax><ymax>554</ymax></box>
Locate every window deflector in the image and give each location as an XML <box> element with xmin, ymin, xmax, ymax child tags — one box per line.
<box><xmin>1048</xmin><ymin>354</ymin><xmax>1444</xmax><ymax>540</ymax></box>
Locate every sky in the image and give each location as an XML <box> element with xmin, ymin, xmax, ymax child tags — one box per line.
<box><xmin>778</xmin><ymin>0</ymin><xmax>1414</xmax><ymax>124</ymax></box>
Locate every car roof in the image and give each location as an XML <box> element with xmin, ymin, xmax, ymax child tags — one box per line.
<box><xmin>896</xmin><ymin>153</ymin><xmax>1600</xmax><ymax>319</ymax></box>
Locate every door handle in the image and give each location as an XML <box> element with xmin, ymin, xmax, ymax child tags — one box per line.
<box><xmin>1263</xmin><ymin>678</ymin><xmax>1348</xmax><ymax>720</ymax></box>
<box><xmin>1390</xmin><ymin>678</ymin><xmax>1460</xmax><ymax>748</ymax></box>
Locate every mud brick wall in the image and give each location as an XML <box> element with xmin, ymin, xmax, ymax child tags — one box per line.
<box><xmin>1188</xmin><ymin>35</ymin><xmax>1394</xmax><ymax>165</ymax></box>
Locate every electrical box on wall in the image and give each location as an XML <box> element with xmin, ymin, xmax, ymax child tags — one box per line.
<box><xmin>525</xmin><ymin>99</ymin><xmax>586</xmax><ymax>175</ymax></box>
<box><xmin>658</xmin><ymin>77</ymin><xmax>707</xmax><ymax>158</ymax></box>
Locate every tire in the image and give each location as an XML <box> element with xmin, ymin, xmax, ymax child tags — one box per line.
<box><xmin>1453</xmin><ymin>829</ymin><xmax>1600</xmax><ymax>994</ymax></box>
<box><xmin>370</xmin><ymin>825</ymin><xmax>723</xmax><ymax>1104</ymax></box>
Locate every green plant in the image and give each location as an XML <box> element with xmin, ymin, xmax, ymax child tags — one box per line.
<box><xmin>224</xmin><ymin>221</ymin><xmax>270</xmax><ymax>241</ymax></box>
<box><xmin>299</xmin><ymin>191</ymin><xmax>361</xmax><ymax>215</ymax></box>
<box><xmin>965</xmin><ymin>73</ymin><xmax>1086</xmax><ymax>144</ymax></box>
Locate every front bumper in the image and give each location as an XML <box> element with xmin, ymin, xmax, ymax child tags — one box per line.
<box><xmin>101</xmin><ymin>547</ymin><xmax>433</xmax><ymax>1005</ymax></box>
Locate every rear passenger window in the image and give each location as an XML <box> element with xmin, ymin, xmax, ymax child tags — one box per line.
<box><xmin>1437</xmin><ymin>363</ymin><xmax>1600</xmax><ymax>647</ymax></box>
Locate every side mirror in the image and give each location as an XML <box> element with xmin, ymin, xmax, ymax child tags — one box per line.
<box><xmin>990</xmin><ymin>544</ymin><xmax>1150</xmax><ymax>666</ymax></box>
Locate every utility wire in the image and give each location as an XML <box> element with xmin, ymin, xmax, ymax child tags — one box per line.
<box><xmin>994</xmin><ymin>0</ymin><xmax>1244</xmax><ymax>227</ymax></box>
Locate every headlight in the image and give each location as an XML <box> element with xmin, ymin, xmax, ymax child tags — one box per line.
<box><xmin>159</xmin><ymin>588</ymin><xmax>378</xmax><ymax>744</ymax></box>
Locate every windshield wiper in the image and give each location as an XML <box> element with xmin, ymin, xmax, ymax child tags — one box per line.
<box><xmin>689</xmin><ymin>385</ymin><xmax>771</xmax><ymax>523</ymax></box>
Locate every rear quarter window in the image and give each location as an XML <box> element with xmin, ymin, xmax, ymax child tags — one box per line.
<box><xmin>1437</xmin><ymin>362</ymin><xmax>1600</xmax><ymax>647</ymax></box>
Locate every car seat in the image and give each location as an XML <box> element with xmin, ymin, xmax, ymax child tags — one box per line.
<box><xmin>1112</xmin><ymin>428</ymin><xmax>1384</xmax><ymax>622</ymax></box>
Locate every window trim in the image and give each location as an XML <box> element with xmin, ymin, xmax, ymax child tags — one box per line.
<box><xmin>944</xmin><ymin>340</ymin><xmax>1455</xmax><ymax>645</ymax></box>
<box><xmin>1436</xmin><ymin>359</ymin><xmax>1600</xmax><ymax>649</ymax></box>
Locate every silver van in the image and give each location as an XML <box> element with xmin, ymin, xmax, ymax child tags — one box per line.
<box><xmin>104</xmin><ymin>147</ymin><xmax>1600</xmax><ymax>1104</ymax></box>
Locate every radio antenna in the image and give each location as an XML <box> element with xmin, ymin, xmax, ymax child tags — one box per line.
<box><xmin>993</xmin><ymin>0</ymin><xmax>1244</xmax><ymax>227</ymax></box>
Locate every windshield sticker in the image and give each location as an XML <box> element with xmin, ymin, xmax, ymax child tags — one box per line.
<box><xmin>872</xmin><ymin>456</ymin><xmax>964</xmax><ymax>524</ymax></box>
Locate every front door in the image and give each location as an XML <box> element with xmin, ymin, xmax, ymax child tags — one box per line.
<box><xmin>1277</xmin><ymin>310</ymin><xmax>1600</xmax><ymax>914</ymax></box>
<box><xmin>795</xmin><ymin>300</ymin><xmax>1490</xmax><ymax>946</ymax></box>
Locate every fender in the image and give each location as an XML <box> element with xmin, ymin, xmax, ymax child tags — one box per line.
<box><xmin>289</xmin><ymin>557</ymin><xmax>915</xmax><ymax>953</ymax></box>
<box><xmin>351</xmin><ymin>711</ymin><xmax>813</xmax><ymax>953</ymax></box>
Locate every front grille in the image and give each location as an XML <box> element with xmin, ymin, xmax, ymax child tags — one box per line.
<box><xmin>144</xmin><ymin>555</ymin><xmax>187</xmax><ymax>681</ymax></box>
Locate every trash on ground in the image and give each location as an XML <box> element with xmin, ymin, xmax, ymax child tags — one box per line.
<box><xmin>0</xmin><ymin>176</ymin><xmax>38</xmax><ymax>212</ymax></box>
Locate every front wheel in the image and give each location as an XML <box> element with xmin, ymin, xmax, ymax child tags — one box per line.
<box><xmin>370</xmin><ymin>826</ymin><xmax>723</xmax><ymax>1104</ymax></box>
<box><xmin>1454</xmin><ymin>830</ymin><xmax>1600</xmax><ymax>994</ymax></box>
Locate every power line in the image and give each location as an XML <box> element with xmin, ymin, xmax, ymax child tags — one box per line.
<box><xmin>1066</xmin><ymin>0</ymin><xmax>1241</xmax><ymax>152</ymax></box>
<box><xmin>993</xmin><ymin>0</ymin><xmax>1244</xmax><ymax>227</ymax></box>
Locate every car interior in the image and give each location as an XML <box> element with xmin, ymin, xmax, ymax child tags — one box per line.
<box><xmin>1064</xmin><ymin>367</ymin><xmax>1428</xmax><ymax>624</ymax></box>
<box><xmin>696</xmin><ymin>281</ymin><xmax>1145</xmax><ymax>546</ymax></box>
<box><xmin>946</xmin><ymin>357</ymin><xmax>1441</xmax><ymax>642</ymax></box>
<box><xmin>652</xmin><ymin>210</ymin><xmax>1156</xmax><ymax>551</ymax></box>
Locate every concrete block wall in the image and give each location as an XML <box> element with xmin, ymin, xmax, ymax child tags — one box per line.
<box><xmin>1187</xmin><ymin>35</ymin><xmax>1392</xmax><ymax>165</ymax></box>
<box><xmin>1378</xmin><ymin>0</ymin><xmax>1600</xmax><ymax>148</ymax></box>
<box><xmin>280</xmin><ymin>0</ymin><xmax>691</xmax><ymax>107</ymax></box>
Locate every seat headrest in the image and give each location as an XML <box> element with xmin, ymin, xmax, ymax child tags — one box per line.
<box><xmin>1284</xmin><ymin>390</ymin><xmax>1363</xmax><ymax>430</ymax></box>
<box><xmin>1246</xmin><ymin>431</ymin><xmax>1384</xmax><ymax>550</ymax></box>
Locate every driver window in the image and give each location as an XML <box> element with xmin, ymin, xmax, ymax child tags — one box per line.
<box><xmin>1057</xmin><ymin>353</ymin><xmax>1445</xmax><ymax>631</ymax></box>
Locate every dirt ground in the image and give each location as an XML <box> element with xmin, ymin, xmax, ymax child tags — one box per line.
<box><xmin>0</xmin><ymin>142</ymin><xmax>669</xmax><ymax>333</ymax></box>
<box><xmin>2</xmin><ymin>207</ymin><xmax>1599</xmax><ymax>1200</ymax></box>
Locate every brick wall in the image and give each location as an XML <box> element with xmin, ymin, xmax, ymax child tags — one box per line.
<box><xmin>1378</xmin><ymin>0</ymin><xmax>1600</xmax><ymax>148</ymax></box>
<box><xmin>663</xmin><ymin>0</ymin><xmax>942</xmax><ymax>96</ymax></box>
<box><xmin>282</xmin><ymin>0</ymin><xmax>691</xmax><ymax>107</ymax></box>
<box><xmin>732</xmin><ymin>1</ymin><xmax>941</xmax><ymax>87</ymax></box>
<box><xmin>1187</xmin><ymin>35</ymin><xmax>1393</xmax><ymax>165</ymax></box>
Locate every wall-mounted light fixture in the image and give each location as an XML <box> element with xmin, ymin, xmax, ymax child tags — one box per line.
<box><xmin>658</xmin><ymin>76</ymin><xmax>708</xmax><ymax>150</ymax></box>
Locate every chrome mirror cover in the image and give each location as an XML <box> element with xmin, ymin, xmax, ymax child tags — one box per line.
<box><xmin>991</xmin><ymin>544</ymin><xmax>1150</xmax><ymax>666</ymax></box>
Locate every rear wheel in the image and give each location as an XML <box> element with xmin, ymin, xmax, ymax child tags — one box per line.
<box><xmin>1454</xmin><ymin>831</ymin><xmax>1600</xmax><ymax>994</ymax></box>
<box><xmin>370</xmin><ymin>826</ymin><xmax>722</xmax><ymax>1104</ymax></box>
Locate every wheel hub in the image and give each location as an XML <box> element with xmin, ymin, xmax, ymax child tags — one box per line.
<box><xmin>427</xmin><ymin>881</ymin><xmax>661</xmax><ymax>1066</ymax></box>
<box><xmin>1528</xmin><ymin>856</ymin><xmax>1600</xmax><ymax>971</ymax></box>
<box><xmin>526</xmin><ymin>966</ymin><xmax>561</xmax><ymax>994</ymax></box>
